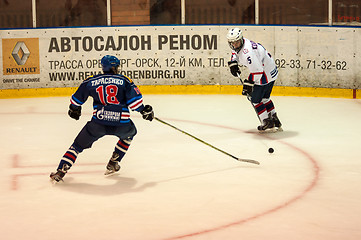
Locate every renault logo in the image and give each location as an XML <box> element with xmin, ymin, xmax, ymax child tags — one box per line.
<box><xmin>12</xmin><ymin>41</ymin><xmax>30</xmax><ymax>65</ymax></box>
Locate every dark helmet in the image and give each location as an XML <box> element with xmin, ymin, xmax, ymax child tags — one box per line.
<box><xmin>101</xmin><ymin>55</ymin><xmax>120</xmax><ymax>74</ymax></box>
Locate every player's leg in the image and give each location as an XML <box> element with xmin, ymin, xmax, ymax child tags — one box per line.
<box><xmin>261</xmin><ymin>81</ymin><xmax>282</xmax><ymax>129</ymax></box>
<box><xmin>251</xmin><ymin>85</ymin><xmax>274</xmax><ymax>131</ymax></box>
<box><xmin>105</xmin><ymin>121</ymin><xmax>137</xmax><ymax>175</ymax></box>
<box><xmin>105</xmin><ymin>138</ymin><xmax>133</xmax><ymax>175</ymax></box>
<box><xmin>264</xmin><ymin>99</ymin><xmax>282</xmax><ymax>129</ymax></box>
<box><xmin>50</xmin><ymin>144</ymin><xmax>83</xmax><ymax>182</ymax></box>
<box><xmin>50</xmin><ymin>121</ymin><xmax>106</xmax><ymax>182</ymax></box>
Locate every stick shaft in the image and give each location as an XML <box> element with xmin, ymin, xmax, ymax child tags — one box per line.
<box><xmin>155</xmin><ymin>117</ymin><xmax>260</xmax><ymax>165</ymax></box>
<box><xmin>237</xmin><ymin>73</ymin><xmax>262</xmax><ymax>123</ymax></box>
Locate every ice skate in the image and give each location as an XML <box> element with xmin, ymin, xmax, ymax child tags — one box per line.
<box><xmin>105</xmin><ymin>160</ymin><xmax>120</xmax><ymax>175</ymax></box>
<box><xmin>257</xmin><ymin>117</ymin><xmax>276</xmax><ymax>133</ymax></box>
<box><xmin>50</xmin><ymin>171</ymin><xmax>65</xmax><ymax>183</ymax></box>
<box><xmin>50</xmin><ymin>164</ymin><xmax>70</xmax><ymax>183</ymax></box>
<box><xmin>272</xmin><ymin>113</ymin><xmax>283</xmax><ymax>132</ymax></box>
<box><xmin>104</xmin><ymin>152</ymin><xmax>121</xmax><ymax>175</ymax></box>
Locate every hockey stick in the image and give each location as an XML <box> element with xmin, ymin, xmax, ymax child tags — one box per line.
<box><xmin>237</xmin><ymin>73</ymin><xmax>282</xmax><ymax>132</ymax></box>
<box><xmin>154</xmin><ymin>117</ymin><xmax>260</xmax><ymax>165</ymax></box>
<box><xmin>237</xmin><ymin>73</ymin><xmax>262</xmax><ymax>123</ymax></box>
<box><xmin>237</xmin><ymin>73</ymin><xmax>252</xmax><ymax>101</ymax></box>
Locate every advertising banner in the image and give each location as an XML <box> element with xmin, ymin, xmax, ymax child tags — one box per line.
<box><xmin>0</xmin><ymin>25</ymin><xmax>360</xmax><ymax>90</ymax></box>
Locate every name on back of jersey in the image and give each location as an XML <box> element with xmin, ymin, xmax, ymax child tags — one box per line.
<box><xmin>91</xmin><ymin>77</ymin><xmax>123</xmax><ymax>87</ymax></box>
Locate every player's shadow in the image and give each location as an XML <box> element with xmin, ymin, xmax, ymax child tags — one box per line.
<box><xmin>246</xmin><ymin>129</ymin><xmax>299</xmax><ymax>140</ymax></box>
<box><xmin>57</xmin><ymin>175</ymin><xmax>156</xmax><ymax>196</ymax></box>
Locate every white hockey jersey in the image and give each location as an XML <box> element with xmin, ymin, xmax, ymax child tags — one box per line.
<box><xmin>230</xmin><ymin>38</ymin><xmax>278</xmax><ymax>85</ymax></box>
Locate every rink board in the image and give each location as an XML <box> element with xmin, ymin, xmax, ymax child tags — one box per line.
<box><xmin>0</xmin><ymin>25</ymin><xmax>360</xmax><ymax>93</ymax></box>
<box><xmin>0</xmin><ymin>85</ymin><xmax>360</xmax><ymax>99</ymax></box>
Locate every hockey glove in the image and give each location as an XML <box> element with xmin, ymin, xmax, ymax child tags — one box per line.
<box><xmin>140</xmin><ymin>105</ymin><xmax>154</xmax><ymax>121</ymax></box>
<box><xmin>228</xmin><ymin>60</ymin><xmax>241</xmax><ymax>77</ymax></box>
<box><xmin>242</xmin><ymin>80</ymin><xmax>254</xmax><ymax>96</ymax></box>
<box><xmin>68</xmin><ymin>104</ymin><xmax>81</xmax><ymax>120</ymax></box>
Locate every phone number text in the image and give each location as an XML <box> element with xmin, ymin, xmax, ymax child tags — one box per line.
<box><xmin>275</xmin><ymin>59</ymin><xmax>347</xmax><ymax>70</ymax></box>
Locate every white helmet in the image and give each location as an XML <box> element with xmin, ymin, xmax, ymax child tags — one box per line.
<box><xmin>227</xmin><ymin>28</ymin><xmax>244</xmax><ymax>52</ymax></box>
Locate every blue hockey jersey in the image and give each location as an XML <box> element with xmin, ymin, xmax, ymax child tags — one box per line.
<box><xmin>70</xmin><ymin>74</ymin><xmax>144</xmax><ymax>126</ymax></box>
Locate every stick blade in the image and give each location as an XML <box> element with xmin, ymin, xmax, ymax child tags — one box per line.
<box><xmin>237</xmin><ymin>158</ymin><xmax>260</xmax><ymax>165</ymax></box>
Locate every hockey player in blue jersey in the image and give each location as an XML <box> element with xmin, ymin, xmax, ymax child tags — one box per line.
<box><xmin>50</xmin><ymin>55</ymin><xmax>154</xmax><ymax>182</ymax></box>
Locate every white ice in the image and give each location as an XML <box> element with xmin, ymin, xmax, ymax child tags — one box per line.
<box><xmin>0</xmin><ymin>95</ymin><xmax>360</xmax><ymax>240</ymax></box>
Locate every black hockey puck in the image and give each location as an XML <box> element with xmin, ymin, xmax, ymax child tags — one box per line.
<box><xmin>268</xmin><ymin>148</ymin><xmax>274</xmax><ymax>153</ymax></box>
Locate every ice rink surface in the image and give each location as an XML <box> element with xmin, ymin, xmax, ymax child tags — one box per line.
<box><xmin>0</xmin><ymin>94</ymin><xmax>361</xmax><ymax>240</ymax></box>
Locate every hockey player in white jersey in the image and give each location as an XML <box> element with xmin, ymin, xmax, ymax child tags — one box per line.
<box><xmin>227</xmin><ymin>28</ymin><xmax>282</xmax><ymax>132</ymax></box>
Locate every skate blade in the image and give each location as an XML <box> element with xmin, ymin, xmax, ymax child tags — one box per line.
<box><xmin>104</xmin><ymin>169</ymin><xmax>119</xmax><ymax>176</ymax></box>
<box><xmin>49</xmin><ymin>177</ymin><xmax>64</xmax><ymax>184</ymax></box>
<box><xmin>259</xmin><ymin>127</ymin><xmax>283</xmax><ymax>133</ymax></box>
<box><xmin>258</xmin><ymin>127</ymin><xmax>278</xmax><ymax>134</ymax></box>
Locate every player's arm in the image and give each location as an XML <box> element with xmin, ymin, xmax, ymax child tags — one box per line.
<box><xmin>227</xmin><ymin>52</ymin><xmax>241</xmax><ymax>77</ymax></box>
<box><xmin>124</xmin><ymin>77</ymin><xmax>154</xmax><ymax>121</ymax></box>
<box><xmin>139</xmin><ymin>105</ymin><xmax>154</xmax><ymax>121</ymax></box>
<box><xmin>242</xmin><ymin>79</ymin><xmax>254</xmax><ymax>96</ymax></box>
<box><xmin>68</xmin><ymin>104</ymin><xmax>81</xmax><ymax>120</ymax></box>
<box><xmin>68</xmin><ymin>82</ymin><xmax>89</xmax><ymax>120</ymax></box>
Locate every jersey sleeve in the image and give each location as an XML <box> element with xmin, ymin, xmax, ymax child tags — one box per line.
<box><xmin>70</xmin><ymin>81</ymin><xmax>90</xmax><ymax>107</ymax></box>
<box><xmin>123</xmin><ymin>76</ymin><xmax>144</xmax><ymax>112</ymax></box>
<box><xmin>230</xmin><ymin>51</ymin><xmax>238</xmax><ymax>61</ymax></box>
